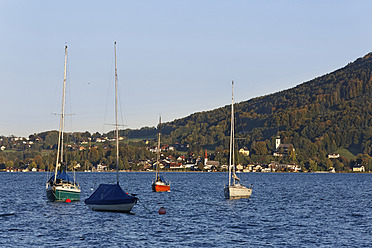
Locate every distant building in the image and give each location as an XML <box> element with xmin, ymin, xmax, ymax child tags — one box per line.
<box><xmin>275</xmin><ymin>136</ymin><xmax>281</xmax><ymax>150</ymax></box>
<box><xmin>353</xmin><ymin>165</ymin><xmax>365</xmax><ymax>172</ymax></box>
<box><xmin>239</xmin><ymin>147</ymin><xmax>250</xmax><ymax>156</ymax></box>
<box><xmin>204</xmin><ymin>161</ymin><xmax>220</xmax><ymax>170</ymax></box>
<box><xmin>204</xmin><ymin>150</ymin><xmax>220</xmax><ymax>170</ymax></box>
<box><xmin>236</xmin><ymin>164</ymin><xmax>243</xmax><ymax>171</ymax></box>
<box><xmin>177</xmin><ymin>156</ymin><xmax>185</xmax><ymax>162</ymax></box>
<box><xmin>97</xmin><ymin>164</ymin><xmax>107</xmax><ymax>171</ymax></box>
<box><xmin>184</xmin><ymin>164</ymin><xmax>197</xmax><ymax>170</ymax></box>
<box><xmin>170</xmin><ymin>163</ymin><xmax>184</xmax><ymax>170</ymax></box>
<box><xmin>268</xmin><ymin>162</ymin><xmax>278</xmax><ymax>172</ymax></box>
<box><xmin>273</xmin><ymin>136</ymin><xmax>295</xmax><ymax>157</ymax></box>
<box><xmin>328</xmin><ymin>153</ymin><xmax>340</xmax><ymax>159</ymax></box>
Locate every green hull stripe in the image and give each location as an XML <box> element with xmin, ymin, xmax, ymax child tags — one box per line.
<box><xmin>47</xmin><ymin>189</ymin><xmax>80</xmax><ymax>201</ymax></box>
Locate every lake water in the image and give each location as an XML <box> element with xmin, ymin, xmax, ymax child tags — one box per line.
<box><xmin>0</xmin><ymin>172</ymin><xmax>371</xmax><ymax>247</ymax></box>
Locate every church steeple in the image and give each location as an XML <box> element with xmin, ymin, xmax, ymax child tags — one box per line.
<box><xmin>204</xmin><ymin>150</ymin><xmax>208</xmax><ymax>165</ymax></box>
<box><xmin>275</xmin><ymin>136</ymin><xmax>281</xmax><ymax>150</ymax></box>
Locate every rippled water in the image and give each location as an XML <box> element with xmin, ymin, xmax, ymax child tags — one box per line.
<box><xmin>0</xmin><ymin>172</ymin><xmax>371</xmax><ymax>247</ymax></box>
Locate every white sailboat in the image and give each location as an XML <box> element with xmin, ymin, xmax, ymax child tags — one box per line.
<box><xmin>224</xmin><ymin>81</ymin><xmax>252</xmax><ymax>199</ymax></box>
<box><xmin>46</xmin><ymin>45</ymin><xmax>81</xmax><ymax>201</ymax></box>
<box><xmin>85</xmin><ymin>42</ymin><xmax>137</xmax><ymax>212</ymax></box>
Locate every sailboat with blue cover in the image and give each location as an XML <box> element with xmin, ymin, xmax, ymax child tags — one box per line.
<box><xmin>85</xmin><ymin>42</ymin><xmax>137</xmax><ymax>212</ymax></box>
<box><xmin>46</xmin><ymin>45</ymin><xmax>81</xmax><ymax>202</ymax></box>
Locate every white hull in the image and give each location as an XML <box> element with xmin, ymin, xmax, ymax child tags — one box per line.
<box><xmin>154</xmin><ymin>181</ymin><xmax>168</xmax><ymax>186</ymax></box>
<box><xmin>53</xmin><ymin>184</ymin><xmax>81</xmax><ymax>193</ymax></box>
<box><xmin>86</xmin><ymin>203</ymin><xmax>136</xmax><ymax>213</ymax></box>
<box><xmin>225</xmin><ymin>184</ymin><xmax>252</xmax><ymax>199</ymax></box>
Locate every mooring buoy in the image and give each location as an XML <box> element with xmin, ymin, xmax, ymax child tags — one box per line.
<box><xmin>158</xmin><ymin>207</ymin><xmax>166</xmax><ymax>215</ymax></box>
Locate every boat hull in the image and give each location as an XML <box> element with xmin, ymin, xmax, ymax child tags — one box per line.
<box><xmin>224</xmin><ymin>185</ymin><xmax>252</xmax><ymax>199</ymax></box>
<box><xmin>86</xmin><ymin>202</ymin><xmax>136</xmax><ymax>213</ymax></box>
<box><xmin>85</xmin><ymin>184</ymin><xmax>137</xmax><ymax>213</ymax></box>
<box><xmin>152</xmin><ymin>183</ymin><xmax>170</xmax><ymax>192</ymax></box>
<box><xmin>46</xmin><ymin>187</ymin><xmax>81</xmax><ymax>202</ymax></box>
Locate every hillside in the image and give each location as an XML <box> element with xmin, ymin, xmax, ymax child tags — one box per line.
<box><xmin>3</xmin><ymin>53</ymin><xmax>371</xmax><ymax>172</ymax></box>
<box><xmin>148</xmin><ymin>52</ymin><xmax>372</xmax><ymax>169</ymax></box>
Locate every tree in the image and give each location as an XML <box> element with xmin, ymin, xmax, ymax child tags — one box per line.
<box><xmin>325</xmin><ymin>159</ymin><xmax>333</xmax><ymax>170</ymax></box>
<box><xmin>289</xmin><ymin>145</ymin><xmax>296</xmax><ymax>162</ymax></box>
<box><xmin>5</xmin><ymin>160</ymin><xmax>14</xmax><ymax>169</ymax></box>
<box><xmin>252</xmin><ymin>141</ymin><xmax>268</xmax><ymax>155</ymax></box>
<box><xmin>29</xmin><ymin>161</ymin><xmax>37</xmax><ymax>170</ymax></box>
<box><xmin>84</xmin><ymin>160</ymin><xmax>92</xmax><ymax>171</ymax></box>
<box><xmin>0</xmin><ymin>156</ymin><xmax>5</xmax><ymax>166</ymax></box>
<box><xmin>334</xmin><ymin>159</ymin><xmax>345</xmax><ymax>172</ymax></box>
<box><xmin>34</xmin><ymin>155</ymin><xmax>44</xmax><ymax>169</ymax></box>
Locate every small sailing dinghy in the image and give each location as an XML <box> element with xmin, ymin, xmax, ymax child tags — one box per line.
<box><xmin>46</xmin><ymin>45</ymin><xmax>81</xmax><ymax>202</ymax></box>
<box><xmin>224</xmin><ymin>81</ymin><xmax>252</xmax><ymax>199</ymax></box>
<box><xmin>85</xmin><ymin>42</ymin><xmax>137</xmax><ymax>212</ymax></box>
<box><xmin>152</xmin><ymin>116</ymin><xmax>170</xmax><ymax>192</ymax></box>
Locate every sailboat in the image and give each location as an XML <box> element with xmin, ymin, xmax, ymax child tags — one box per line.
<box><xmin>224</xmin><ymin>81</ymin><xmax>252</xmax><ymax>199</ymax></box>
<box><xmin>46</xmin><ymin>45</ymin><xmax>81</xmax><ymax>202</ymax></box>
<box><xmin>152</xmin><ymin>116</ymin><xmax>171</xmax><ymax>192</ymax></box>
<box><xmin>85</xmin><ymin>42</ymin><xmax>137</xmax><ymax>212</ymax></box>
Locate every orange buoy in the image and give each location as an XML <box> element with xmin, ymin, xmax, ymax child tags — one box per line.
<box><xmin>66</xmin><ymin>198</ymin><xmax>71</xmax><ymax>203</ymax></box>
<box><xmin>158</xmin><ymin>207</ymin><xmax>166</xmax><ymax>215</ymax></box>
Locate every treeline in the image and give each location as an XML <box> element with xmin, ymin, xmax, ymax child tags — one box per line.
<box><xmin>0</xmin><ymin>138</ymin><xmax>157</xmax><ymax>171</ymax></box>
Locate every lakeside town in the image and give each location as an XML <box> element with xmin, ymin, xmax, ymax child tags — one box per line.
<box><xmin>1</xmin><ymin>134</ymin><xmax>368</xmax><ymax>174</ymax></box>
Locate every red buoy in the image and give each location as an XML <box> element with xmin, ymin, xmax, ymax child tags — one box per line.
<box><xmin>158</xmin><ymin>207</ymin><xmax>166</xmax><ymax>215</ymax></box>
<box><xmin>66</xmin><ymin>198</ymin><xmax>71</xmax><ymax>203</ymax></box>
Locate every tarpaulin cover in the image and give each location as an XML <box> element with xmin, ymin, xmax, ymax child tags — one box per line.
<box><xmin>47</xmin><ymin>170</ymin><xmax>76</xmax><ymax>183</ymax></box>
<box><xmin>84</xmin><ymin>183</ymin><xmax>137</xmax><ymax>205</ymax></box>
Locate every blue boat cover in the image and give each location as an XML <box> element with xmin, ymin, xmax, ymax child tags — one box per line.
<box><xmin>84</xmin><ymin>184</ymin><xmax>137</xmax><ymax>205</ymax></box>
<box><xmin>156</xmin><ymin>175</ymin><xmax>167</xmax><ymax>183</ymax></box>
<box><xmin>47</xmin><ymin>170</ymin><xmax>76</xmax><ymax>183</ymax></box>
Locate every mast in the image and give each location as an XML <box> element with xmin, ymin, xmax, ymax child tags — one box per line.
<box><xmin>155</xmin><ymin>115</ymin><xmax>161</xmax><ymax>180</ymax></box>
<box><xmin>232</xmin><ymin>81</ymin><xmax>236</xmax><ymax>185</ymax></box>
<box><xmin>229</xmin><ymin>81</ymin><xmax>234</xmax><ymax>187</ymax></box>
<box><xmin>115</xmin><ymin>41</ymin><xmax>119</xmax><ymax>184</ymax></box>
<box><xmin>54</xmin><ymin>45</ymin><xmax>67</xmax><ymax>183</ymax></box>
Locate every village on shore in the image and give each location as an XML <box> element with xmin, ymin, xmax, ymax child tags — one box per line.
<box><xmin>0</xmin><ymin>135</ymin><xmax>368</xmax><ymax>173</ymax></box>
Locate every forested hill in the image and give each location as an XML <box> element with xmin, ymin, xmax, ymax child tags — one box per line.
<box><xmin>17</xmin><ymin>52</ymin><xmax>372</xmax><ymax>169</ymax></box>
<box><xmin>152</xmin><ymin>52</ymin><xmax>372</xmax><ymax>164</ymax></box>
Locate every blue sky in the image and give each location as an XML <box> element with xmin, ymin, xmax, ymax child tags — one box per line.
<box><xmin>1</xmin><ymin>1</ymin><xmax>372</xmax><ymax>137</ymax></box>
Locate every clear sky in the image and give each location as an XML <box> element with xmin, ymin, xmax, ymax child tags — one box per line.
<box><xmin>1</xmin><ymin>0</ymin><xmax>372</xmax><ymax>137</ymax></box>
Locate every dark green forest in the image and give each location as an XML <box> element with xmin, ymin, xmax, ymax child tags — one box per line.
<box><xmin>1</xmin><ymin>53</ymin><xmax>372</xmax><ymax>172</ymax></box>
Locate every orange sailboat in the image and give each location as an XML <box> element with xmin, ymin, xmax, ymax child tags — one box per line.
<box><xmin>152</xmin><ymin>116</ymin><xmax>171</xmax><ymax>192</ymax></box>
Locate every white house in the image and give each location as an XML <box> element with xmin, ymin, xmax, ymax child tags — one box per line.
<box><xmin>97</xmin><ymin>164</ymin><xmax>107</xmax><ymax>171</ymax></box>
<box><xmin>353</xmin><ymin>165</ymin><xmax>365</xmax><ymax>172</ymax></box>
<box><xmin>236</xmin><ymin>164</ymin><xmax>244</xmax><ymax>171</ymax></box>
<box><xmin>328</xmin><ymin>153</ymin><xmax>340</xmax><ymax>159</ymax></box>
<box><xmin>239</xmin><ymin>147</ymin><xmax>250</xmax><ymax>156</ymax></box>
